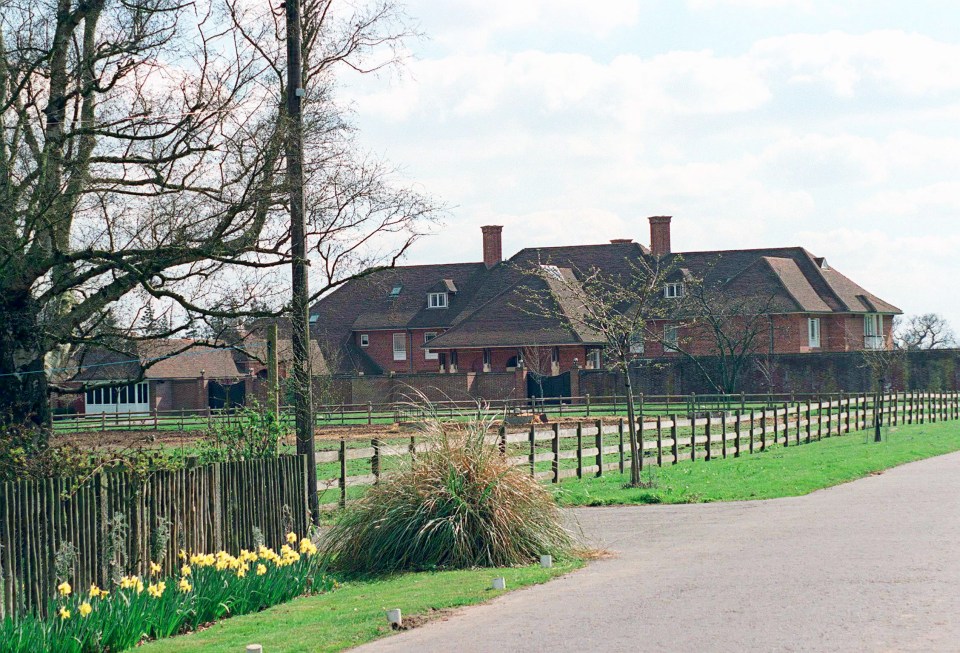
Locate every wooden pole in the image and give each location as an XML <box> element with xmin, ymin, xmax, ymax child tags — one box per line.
<box><xmin>266</xmin><ymin>323</ymin><xmax>280</xmax><ymax>416</ymax></box>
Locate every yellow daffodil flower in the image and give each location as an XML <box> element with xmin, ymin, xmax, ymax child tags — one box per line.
<box><xmin>57</xmin><ymin>581</ymin><xmax>71</xmax><ymax>597</ymax></box>
<box><xmin>286</xmin><ymin>532</ymin><xmax>298</xmax><ymax>544</ymax></box>
<box><xmin>256</xmin><ymin>564</ymin><xmax>267</xmax><ymax>576</ymax></box>
<box><xmin>181</xmin><ymin>564</ymin><xmax>191</xmax><ymax>576</ymax></box>
<box><xmin>78</xmin><ymin>602</ymin><xmax>92</xmax><ymax>618</ymax></box>
<box><xmin>58</xmin><ymin>607</ymin><xmax>70</xmax><ymax>620</ymax></box>
<box><xmin>179</xmin><ymin>578</ymin><xmax>192</xmax><ymax>593</ymax></box>
<box><xmin>150</xmin><ymin>561</ymin><xmax>162</xmax><ymax>576</ymax></box>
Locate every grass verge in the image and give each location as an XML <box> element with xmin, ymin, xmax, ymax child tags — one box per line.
<box><xmin>554</xmin><ymin>421</ymin><xmax>960</xmax><ymax>507</ymax></box>
<box><xmin>139</xmin><ymin>561</ymin><xmax>581</xmax><ymax>653</ymax></box>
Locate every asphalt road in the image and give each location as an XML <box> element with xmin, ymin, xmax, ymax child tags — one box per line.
<box><xmin>352</xmin><ymin>452</ymin><xmax>960</xmax><ymax>653</ymax></box>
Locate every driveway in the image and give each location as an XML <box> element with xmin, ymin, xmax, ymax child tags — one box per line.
<box><xmin>352</xmin><ymin>452</ymin><xmax>960</xmax><ymax>652</ymax></box>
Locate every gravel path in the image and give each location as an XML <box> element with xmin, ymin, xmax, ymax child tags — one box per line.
<box><xmin>352</xmin><ymin>452</ymin><xmax>960</xmax><ymax>653</ymax></box>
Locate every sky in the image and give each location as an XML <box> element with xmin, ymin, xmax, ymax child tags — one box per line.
<box><xmin>338</xmin><ymin>0</ymin><xmax>960</xmax><ymax>328</ymax></box>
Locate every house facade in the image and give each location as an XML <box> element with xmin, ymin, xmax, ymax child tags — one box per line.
<box><xmin>307</xmin><ymin>217</ymin><xmax>900</xmax><ymax>382</ymax></box>
<box><xmin>71</xmin><ymin>340</ymin><xmax>251</xmax><ymax>415</ymax></box>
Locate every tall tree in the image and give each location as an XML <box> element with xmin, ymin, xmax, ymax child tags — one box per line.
<box><xmin>0</xmin><ymin>0</ymin><xmax>435</xmax><ymax>428</ymax></box>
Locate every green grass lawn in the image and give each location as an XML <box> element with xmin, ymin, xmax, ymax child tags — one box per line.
<box><xmin>139</xmin><ymin>562</ymin><xmax>580</xmax><ymax>653</ymax></box>
<box><xmin>553</xmin><ymin>420</ymin><xmax>960</xmax><ymax>507</ymax></box>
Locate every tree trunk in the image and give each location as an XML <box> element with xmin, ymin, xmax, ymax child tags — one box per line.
<box><xmin>0</xmin><ymin>293</ymin><xmax>51</xmax><ymax>429</ymax></box>
<box><xmin>623</xmin><ymin>361</ymin><xmax>641</xmax><ymax>486</ymax></box>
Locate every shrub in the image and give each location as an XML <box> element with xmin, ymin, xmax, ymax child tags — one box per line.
<box><xmin>197</xmin><ymin>402</ymin><xmax>285</xmax><ymax>463</ymax></box>
<box><xmin>321</xmin><ymin>410</ymin><xmax>573</xmax><ymax>573</ymax></box>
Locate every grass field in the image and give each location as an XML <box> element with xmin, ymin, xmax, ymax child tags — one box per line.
<box><xmin>553</xmin><ymin>420</ymin><xmax>960</xmax><ymax>506</ymax></box>
<box><xmin>138</xmin><ymin>561</ymin><xmax>581</xmax><ymax>653</ymax></box>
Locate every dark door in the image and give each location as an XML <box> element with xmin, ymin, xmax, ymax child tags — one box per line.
<box><xmin>527</xmin><ymin>372</ymin><xmax>571</xmax><ymax>403</ymax></box>
<box><xmin>208</xmin><ymin>381</ymin><xmax>246</xmax><ymax>411</ymax></box>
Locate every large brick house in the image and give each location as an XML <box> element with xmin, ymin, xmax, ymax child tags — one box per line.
<box><xmin>308</xmin><ymin>217</ymin><xmax>900</xmax><ymax>378</ymax></box>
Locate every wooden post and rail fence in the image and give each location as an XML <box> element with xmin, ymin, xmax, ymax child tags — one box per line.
<box><xmin>315</xmin><ymin>391</ymin><xmax>960</xmax><ymax>508</ymax></box>
<box><xmin>6</xmin><ymin>391</ymin><xmax>960</xmax><ymax>618</ymax></box>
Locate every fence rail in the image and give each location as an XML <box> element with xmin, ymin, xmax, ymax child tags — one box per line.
<box><xmin>314</xmin><ymin>392</ymin><xmax>960</xmax><ymax>508</ymax></box>
<box><xmin>52</xmin><ymin>391</ymin><xmax>889</xmax><ymax>433</ymax></box>
<box><xmin>0</xmin><ymin>456</ymin><xmax>310</xmax><ymax>619</ymax></box>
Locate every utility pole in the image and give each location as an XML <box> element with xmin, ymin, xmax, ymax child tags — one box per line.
<box><xmin>266</xmin><ymin>322</ymin><xmax>280</xmax><ymax>416</ymax></box>
<box><xmin>285</xmin><ymin>0</ymin><xmax>319</xmax><ymax>522</ymax></box>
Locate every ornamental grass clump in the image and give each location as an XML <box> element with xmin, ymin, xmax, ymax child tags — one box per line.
<box><xmin>321</xmin><ymin>409</ymin><xmax>573</xmax><ymax>573</ymax></box>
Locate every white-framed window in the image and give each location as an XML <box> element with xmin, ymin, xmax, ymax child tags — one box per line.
<box><xmin>85</xmin><ymin>382</ymin><xmax>148</xmax><ymax>408</ymax></box>
<box><xmin>427</xmin><ymin>292</ymin><xmax>448</xmax><ymax>309</ymax></box>
<box><xmin>664</xmin><ymin>282</ymin><xmax>684</xmax><ymax>299</ymax></box>
<box><xmin>663</xmin><ymin>325</ymin><xmax>679</xmax><ymax>352</ymax></box>
<box><xmin>630</xmin><ymin>332</ymin><xmax>645</xmax><ymax>354</ymax></box>
<box><xmin>808</xmin><ymin>317</ymin><xmax>821</xmax><ymax>348</ymax></box>
<box><xmin>393</xmin><ymin>333</ymin><xmax>406</xmax><ymax>361</ymax></box>
<box><xmin>587</xmin><ymin>349</ymin><xmax>602</xmax><ymax>370</ymax></box>
<box><xmin>482</xmin><ymin>348</ymin><xmax>492</xmax><ymax>371</ymax></box>
<box><xmin>359</xmin><ymin>333</ymin><xmax>369</xmax><ymax>347</ymax></box>
<box><xmin>864</xmin><ymin>313</ymin><xmax>884</xmax><ymax>350</ymax></box>
<box><xmin>424</xmin><ymin>332</ymin><xmax>438</xmax><ymax>360</ymax></box>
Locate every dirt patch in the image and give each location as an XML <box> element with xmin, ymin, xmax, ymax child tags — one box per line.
<box><xmin>382</xmin><ymin>607</ymin><xmax>459</xmax><ymax>632</ymax></box>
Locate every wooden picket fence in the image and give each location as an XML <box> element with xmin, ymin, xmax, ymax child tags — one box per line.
<box><xmin>316</xmin><ymin>392</ymin><xmax>960</xmax><ymax>507</ymax></box>
<box><xmin>0</xmin><ymin>456</ymin><xmax>310</xmax><ymax>618</ymax></box>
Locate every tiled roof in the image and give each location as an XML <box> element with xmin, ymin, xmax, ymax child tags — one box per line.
<box><xmin>73</xmin><ymin>340</ymin><xmax>243</xmax><ymax>382</ymax></box>
<box><xmin>307</xmin><ymin>239</ymin><xmax>900</xmax><ymax>371</ymax></box>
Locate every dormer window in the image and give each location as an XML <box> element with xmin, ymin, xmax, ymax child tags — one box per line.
<box><xmin>428</xmin><ymin>292</ymin><xmax>448</xmax><ymax>309</ymax></box>
<box><xmin>664</xmin><ymin>282</ymin><xmax>684</xmax><ymax>299</ymax></box>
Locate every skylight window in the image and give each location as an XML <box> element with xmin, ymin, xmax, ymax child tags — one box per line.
<box><xmin>389</xmin><ymin>284</ymin><xmax>402</xmax><ymax>298</ymax></box>
<box><xmin>309</xmin><ymin>314</ymin><xmax>319</xmax><ymax>323</ymax></box>
<box><xmin>540</xmin><ymin>265</ymin><xmax>563</xmax><ymax>280</ymax></box>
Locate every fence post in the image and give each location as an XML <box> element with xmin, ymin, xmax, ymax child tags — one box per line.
<box><xmin>817</xmin><ymin>399</ymin><xmax>823</xmax><ymax>440</ymax></box>
<box><xmin>575</xmin><ymin>422</ymin><xmax>583</xmax><ymax>480</ymax></box>
<box><xmin>656</xmin><ymin>416</ymin><xmax>663</xmax><ymax>466</ymax></box>
<box><xmin>586</xmin><ymin>394</ymin><xmax>591</xmax><ymax>417</ymax></box>
<box><xmin>805</xmin><ymin>401</ymin><xmax>812</xmax><ymax>443</ymax></box>
<box><xmin>735</xmin><ymin>411</ymin><xmax>741</xmax><ymax>457</ymax></box>
<box><xmin>670</xmin><ymin>414</ymin><xmax>679</xmax><ymax>464</ymax></box>
<box><xmin>690</xmin><ymin>411</ymin><xmax>697</xmax><ymax>461</ymax></box>
<box><xmin>595</xmin><ymin>420</ymin><xmax>604</xmax><ymax>477</ymax></box>
<box><xmin>720</xmin><ymin>412</ymin><xmax>727</xmax><ymax>459</ymax></box>
<box><xmin>638</xmin><ymin>394</ymin><xmax>644</xmax><ymax>471</ymax></box>
<box><xmin>772</xmin><ymin>404</ymin><xmax>779</xmax><ymax>446</ymax></box>
<box><xmin>760</xmin><ymin>407</ymin><xmax>767</xmax><ymax>451</ymax></box>
<box><xmin>529</xmin><ymin>425</ymin><xmax>536</xmax><ymax>478</ymax></box>
<box><xmin>705</xmin><ymin>413</ymin><xmax>712</xmax><ymax>462</ymax></box>
<box><xmin>553</xmin><ymin>424</ymin><xmax>561</xmax><ymax>484</ymax></box>
<box><xmin>371</xmin><ymin>438</ymin><xmax>380</xmax><ymax>484</ymax></box>
<box><xmin>498</xmin><ymin>425</ymin><xmax>506</xmax><ymax>458</ymax></box>
<box><xmin>618</xmin><ymin>418</ymin><xmax>625</xmax><ymax>473</ymax></box>
<box><xmin>339</xmin><ymin>439</ymin><xmax>347</xmax><ymax>508</ymax></box>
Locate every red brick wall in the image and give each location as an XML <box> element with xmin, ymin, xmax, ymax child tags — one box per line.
<box><xmin>642</xmin><ymin>314</ymin><xmax>891</xmax><ymax>357</ymax></box>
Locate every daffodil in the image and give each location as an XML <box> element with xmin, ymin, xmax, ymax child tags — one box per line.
<box><xmin>88</xmin><ymin>583</ymin><xmax>103</xmax><ymax>598</ymax></box>
<box><xmin>57</xmin><ymin>581</ymin><xmax>71</xmax><ymax>597</ymax></box>
<box><xmin>286</xmin><ymin>531</ymin><xmax>298</xmax><ymax>544</ymax></box>
<box><xmin>256</xmin><ymin>564</ymin><xmax>267</xmax><ymax>576</ymax></box>
<box><xmin>58</xmin><ymin>607</ymin><xmax>70</xmax><ymax>620</ymax></box>
<box><xmin>178</xmin><ymin>578</ymin><xmax>192</xmax><ymax>593</ymax></box>
<box><xmin>181</xmin><ymin>564</ymin><xmax>192</xmax><ymax>576</ymax></box>
<box><xmin>150</xmin><ymin>561</ymin><xmax>162</xmax><ymax>576</ymax></box>
<box><xmin>78</xmin><ymin>602</ymin><xmax>92</xmax><ymax>618</ymax></box>
<box><xmin>178</xmin><ymin>549</ymin><xmax>188</xmax><ymax>561</ymax></box>
<box><xmin>147</xmin><ymin>581</ymin><xmax>166</xmax><ymax>598</ymax></box>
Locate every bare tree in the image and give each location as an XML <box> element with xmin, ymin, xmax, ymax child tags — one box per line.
<box><xmin>523</xmin><ymin>257</ymin><xmax>677</xmax><ymax>487</ymax></box>
<box><xmin>664</xmin><ymin>279</ymin><xmax>790</xmax><ymax>394</ymax></box>
<box><xmin>896</xmin><ymin>313</ymin><xmax>956</xmax><ymax>351</ymax></box>
<box><xmin>0</xmin><ymin>0</ymin><xmax>436</xmax><ymax>429</ymax></box>
<box><xmin>521</xmin><ymin>345</ymin><xmax>554</xmax><ymax>402</ymax></box>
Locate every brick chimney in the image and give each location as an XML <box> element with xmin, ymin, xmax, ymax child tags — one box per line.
<box><xmin>481</xmin><ymin>225</ymin><xmax>503</xmax><ymax>268</ymax></box>
<box><xmin>648</xmin><ymin>216</ymin><xmax>672</xmax><ymax>257</ymax></box>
